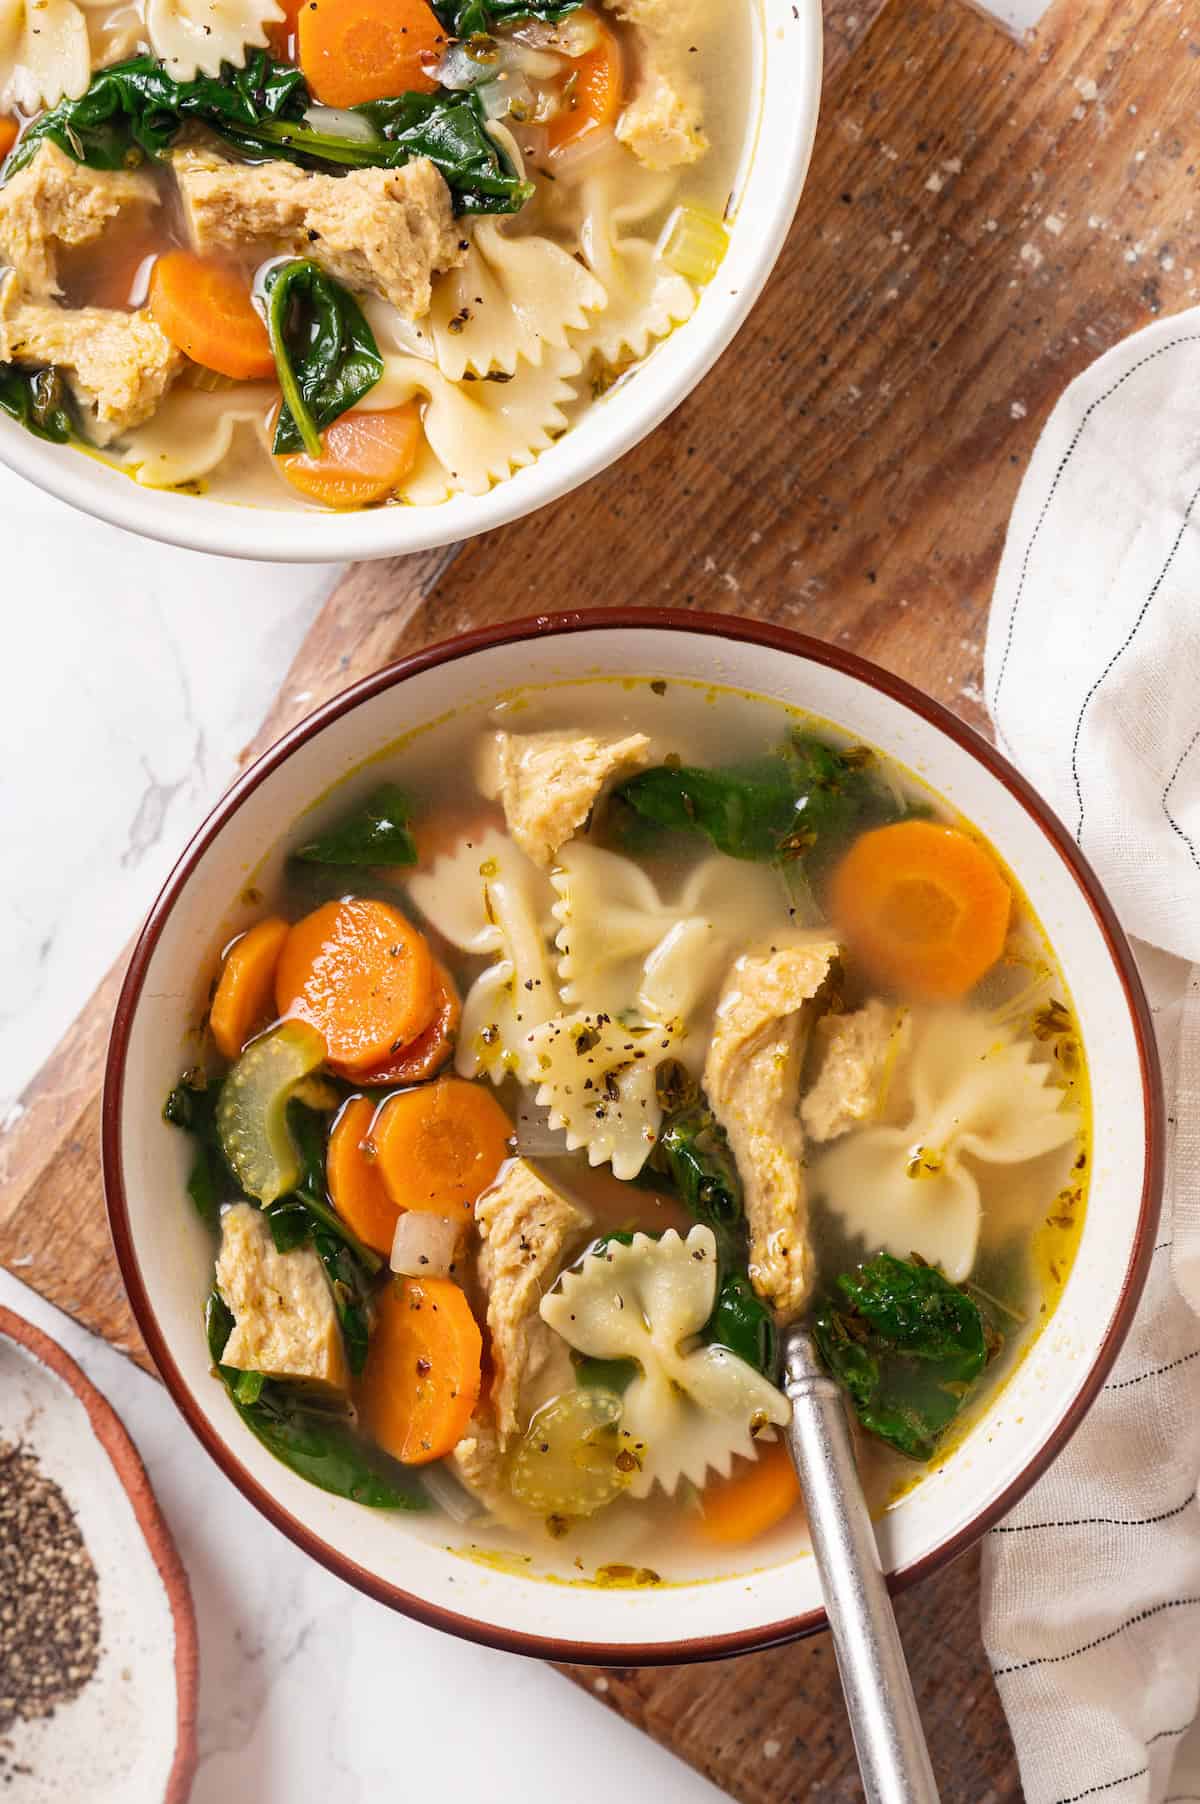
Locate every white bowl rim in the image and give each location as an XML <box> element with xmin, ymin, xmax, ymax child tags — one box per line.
<box><xmin>102</xmin><ymin>608</ymin><xmax>1165</xmax><ymax>1663</ymax></box>
<box><xmin>0</xmin><ymin>2</ymin><xmax>823</xmax><ymax>563</ymax></box>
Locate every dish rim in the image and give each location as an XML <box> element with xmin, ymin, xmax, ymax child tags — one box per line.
<box><xmin>102</xmin><ymin>607</ymin><xmax>1165</xmax><ymax>1663</ymax></box>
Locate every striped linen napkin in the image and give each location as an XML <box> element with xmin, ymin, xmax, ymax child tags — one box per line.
<box><xmin>982</xmin><ymin>310</ymin><xmax>1200</xmax><ymax>1804</ymax></box>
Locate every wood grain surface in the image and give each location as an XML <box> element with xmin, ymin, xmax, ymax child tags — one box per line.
<box><xmin>3</xmin><ymin>0</ymin><xmax>1196</xmax><ymax>1794</ymax></box>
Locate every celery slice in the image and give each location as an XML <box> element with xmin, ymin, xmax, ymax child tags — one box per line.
<box><xmin>216</xmin><ymin>1021</ymin><xmax>327</xmax><ymax>1204</ymax></box>
<box><xmin>509</xmin><ymin>1387</ymin><xmax>641</xmax><ymax>1519</ymax></box>
<box><xmin>659</xmin><ymin>205</ymin><xmax>730</xmax><ymax>286</ymax></box>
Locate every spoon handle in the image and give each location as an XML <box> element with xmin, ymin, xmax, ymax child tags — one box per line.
<box><xmin>783</xmin><ymin>1330</ymin><xmax>941</xmax><ymax>1804</ymax></box>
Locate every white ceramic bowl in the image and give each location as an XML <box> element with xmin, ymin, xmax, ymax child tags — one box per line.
<box><xmin>0</xmin><ymin>3</ymin><xmax>822</xmax><ymax>563</ymax></box>
<box><xmin>103</xmin><ymin>612</ymin><xmax>1163</xmax><ymax>1662</ymax></box>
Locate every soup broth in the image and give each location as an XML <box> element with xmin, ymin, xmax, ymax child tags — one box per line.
<box><xmin>166</xmin><ymin>677</ymin><xmax>1089</xmax><ymax>1584</ymax></box>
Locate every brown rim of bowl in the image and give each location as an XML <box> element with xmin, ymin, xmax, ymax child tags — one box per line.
<box><xmin>101</xmin><ymin>607</ymin><xmax>1165</xmax><ymax>1668</ymax></box>
<box><xmin>0</xmin><ymin>1303</ymin><xmax>199</xmax><ymax>1800</ymax></box>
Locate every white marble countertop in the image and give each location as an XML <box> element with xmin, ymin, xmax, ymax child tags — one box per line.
<box><xmin>0</xmin><ymin>0</ymin><xmax>1051</xmax><ymax>1777</ymax></box>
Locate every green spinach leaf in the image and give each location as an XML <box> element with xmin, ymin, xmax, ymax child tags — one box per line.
<box><xmin>431</xmin><ymin>0</ymin><xmax>581</xmax><ymax>42</ymax></box>
<box><xmin>356</xmin><ymin>91</ymin><xmax>534</xmax><ymax>214</ymax></box>
<box><xmin>654</xmin><ymin>1102</ymin><xmax>778</xmax><ymax>1377</ymax></box>
<box><xmin>264</xmin><ymin>260</ymin><xmax>383</xmax><ymax>457</ymax></box>
<box><xmin>0</xmin><ymin>364</ymin><xmax>76</xmax><ymax>444</ymax></box>
<box><xmin>811</xmin><ymin>1253</ymin><xmax>993</xmax><ymax>1461</ymax></box>
<box><xmin>205</xmin><ymin>1290</ymin><xmax>425</xmax><ymax>1507</ymax></box>
<box><xmin>293</xmin><ymin>782</ymin><xmax>417</xmax><ymax>868</ymax></box>
<box><xmin>164</xmin><ymin>1072</ymin><xmax>250</xmax><ymax>1225</ymax></box>
<box><xmin>7</xmin><ymin>55</ymin><xmax>533</xmax><ymax>214</ymax></box>
<box><xmin>612</xmin><ymin>731</ymin><xmax>911</xmax><ymax>875</ymax></box>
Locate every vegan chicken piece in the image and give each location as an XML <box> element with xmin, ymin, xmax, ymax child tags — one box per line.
<box><xmin>704</xmin><ymin>937</ymin><xmax>839</xmax><ymax>1322</ymax></box>
<box><xmin>171</xmin><ymin>146</ymin><xmax>468</xmax><ymax>318</ymax></box>
<box><xmin>801</xmin><ymin>1000</ymin><xmax>910</xmax><ymax>1143</ymax></box>
<box><xmin>451</xmin><ymin>1159</ymin><xmax>591</xmax><ymax>1509</ymax></box>
<box><xmin>0</xmin><ymin>279</ymin><xmax>183</xmax><ymax>436</ymax></box>
<box><xmin>604</xmin><ymin>0</ymin><xmax>710</xmax><ymax>169</ymax></box>
<box><xmin>478</xmin><ymin>728</ymin><xmax>653</xmax><ymax>868</ymax></box>
<box><xmin>0</xmin><ymin>142</ymin><xmax>160</xmax><ymax>299</ymax></box>
<box><xmin>215</xmin><ymin>1203</ymin><xmax>349</xmax><ymax>1393</ymax></box>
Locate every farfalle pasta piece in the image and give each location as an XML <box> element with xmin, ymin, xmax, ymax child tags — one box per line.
<box><xmin>363</xmin><ymin>344</ymin><xmax>583</xmax><ymax>500</ymax></box>
<box><xmin>521</xmin><ymin>1009</ymin><xmax>680</xmax><ymax>1180</ymax></box>
<box><xmin>812</xmin><ymin>1008</ymin><xmax>1080</xmax><ymax>1282</ymax></box>
<box><xmin>146</xmin><ymin>0</ymin><xmax>283</xmax><ymax>79</ymax></box>
<box><xmin>0</xmin><ymin>0</ymin><xmax>89</xmax><ymax>112</ymax></box>
<box><xmin>540</xmin><ymin>1228</ymin><xmax>789</xmax><ymax>1497</ymax></box>
<box><xmin>553</xmin><ymin>844</ymin><xmax>790</xmax><ymax>1030</ymax></box>
<box><xmin>572</xmin><ymin>163</ymin><xmax>696</xmax><ymax>365</ymax></box>
<box><xmin>429</xmin><ymin>218</ymin><xmax>606</xmax><ymax>381</ymax></box>
<box><xmin>406</xmin><ymin>827</ymin><xmax>558</xmax><ymax>1082</ymax></box>
<box><xmin>121</xmin><ymin>382</ymin><xmax>275</xmax><ymax>487</ymax></box>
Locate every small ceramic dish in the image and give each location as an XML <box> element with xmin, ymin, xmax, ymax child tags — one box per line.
<box><xmin>103</xmin><ymin>610</ymin><xmax>1163</xmax><ymax>1663</ymax></box>
<box><xmin>0</xmin><ymin>1305</ymin><xmax>198</xmax><ymax>1800</ymax></box>
<box><xmin>0</xmin><ymin>0</ymin><xmax>822</xmax><ymax>563</ymax></box>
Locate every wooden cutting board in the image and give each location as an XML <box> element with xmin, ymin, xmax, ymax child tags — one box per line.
<box><xmin>2</xmin><ymin>0</ymin><xmax>1194</xmax><ymax>1793</ymax></box>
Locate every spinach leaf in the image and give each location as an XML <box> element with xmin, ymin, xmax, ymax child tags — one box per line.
<box><xmin>164</xmin><ymin>1071</ymin><xmax>250</xmax><ymax>1225</ymax></box>
<box><xmin>431</xmin><ymin>0</ymin><xmax>580</xmax><ymax>42</ymax></box>
<box><xmin>8</xmin><ymin>52</ymin><xmax>308</xmax><ymax>175</ymax></box>
<box><xmin>654</xmin><ymin>1102</ymin><xmax>778</xmax><ymax>1378</ymax></box>
<box><xmin>356</xmin><ymin>91</ymin><xmax>534</xmax><ymax>214</ymax></box>
<box><xmin>264</xmin><ymin>260</ymin><xmax>382</xmax><ymax>457</ymax></box>
<box><xmin>205</xmin><ymin>1290</ymin><xmax>425</xmax><ymax>1507</ymax></box>
<box><xmin>612</xmin><ymin>732</ymin><xmax>910</xmax><ymax>875</ymax></box>
<box><xmin>293</xmin><ymin>783</ymin><xmax>417</xmax><ymax>868</ymax></box>
<box><xmin>6</xmin><ymin>55</ymin><xmax>533</xmax><ymax>214</ymax></box>
<box><xmin>0</xmin><ymin>364</ymin><xmax>76</xmax><ymax>444</ymax></box>
<box><xmin>811</xmin><ymin>1253</ymin><xmax>993</xmax><ymax>1461</ymax></box>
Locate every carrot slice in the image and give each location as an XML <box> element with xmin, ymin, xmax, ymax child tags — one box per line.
<box><xmin>276</xmin><ymin>406</ymin><xmax>423</xmax><ymax>509</ymax></box>
<box><xmin>298</xmin><ymin>0</ymin><xmax>443</xmax><ymax>107</ymax></box>
<box><xmin>357</xmin><ymin>1275</ymin><xmax>482</xmax><ymax>1464</ymax></box>
<box><xmin>275</xmin><ymin>896</ymin><xmax>437</xmax><ymax>1072</ymax></box>
<box><xmin>828</xmin><ymin>819</ymin><xmax>1012</xmax><ymax>1001</ymax></box>
<box><xmin>148</xmin><ymin>251</ymin><xmax>275</xmax><ymax>380</ymax></box>
<box><xmin>374</xmin><ymin>1078</ymin><xmax>512</xmax><ymax>1219</ymax></box>
<box><xmin>209</xmin><ymin>916</ymin><xmax>290</xmax><ymax>1060</ymax></box>
<box><xmin>327</xmin><ymin>1095</ymin><xmax>399</xmax><ymax>1255</ymax></box>
<box><xmin>0</xmin><ymin>117</ymin><xmax>20</xmax><ymax>160</ymax></box>
<box><xmin>333</xmin><ymin>959</ymin><xmax>460</xmax><ymax>1086</ymax></box>
<box><xmin>546</xmin><ymin>16</ymin><xmax>623</xmax><ymax>153</ymax></box>
<box><xmin>697</xmin><ymin>1441</ymin><xmax>803</xmax><ymax>1546</ymax></box>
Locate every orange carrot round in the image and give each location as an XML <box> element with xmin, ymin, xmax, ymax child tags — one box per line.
<box><xmin>266</xmin><ymin>0</ymin><xmax>303</xmax><ymax>57</ymax></box>
<box><xmin>829</xmin><ymin>819</ymin><xmax>1012</xmax><ymax>1001</ymax></box>
<box><xmin>374</xmin><ymin>1078</ymin><xmax>512</xmax><ymax>1219</ymax></box>
<box><xmin>0</xmin><ymin>117</ymin><xmax>20</xmax><ymax>160</ymax></box>
<box><xmin>298</xmin><ymin>0</ymin><xmax>444</xmax><ymax>107</ymax></box>
<box><xmin>148</xmin><ymin>252</ymin><xmax>275</xmax><ymax>380</ymax></box>
<box><xmin>546</xmin><ymin>16</ymin><xmax>623</xmax><ymax>153</ymax></box>
<box><xmin>697</xmin><ymin>1440</ymin><xmax>803</xmax><ymax>1546</ymax></box>
<box><xmin>275</xmin><ymin>897</ymin><xmax>437</xmax><ymax>1073</ymax></box>
<box><xmin>357</xmin><ymin>1275</ymin><xmax>482</xmax><ymax>1464</ymax></box>
<box><xmin>276</xmin><ymin>406</ymin><xmax>422</xmax><ymax>509</ymax></box>
<box><xmin>209</xmin><ymin>916</ymin><xmax>290</xmax><ymax>1060</ymax></box>
<box><xmin>327</xmin><ymin>1095</ymin><xmax>398</xmax><ymax>1254</ymax></box>
<box><xmin>334</xmin><ymin>959</ymin><xmax>460</xmax><ymax>1086</ymax></box>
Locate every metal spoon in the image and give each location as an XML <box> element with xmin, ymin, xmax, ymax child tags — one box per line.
<box><xmin>782</xmin><ymin>1324</ymin><xmax>942</xmax><ymax>1804</ymax></box>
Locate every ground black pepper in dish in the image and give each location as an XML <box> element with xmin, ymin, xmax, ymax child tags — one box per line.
<box><xmin>0</xmin><ymin>1441</ymin><xmax>101</xmax><ymax>1737</ymax></box>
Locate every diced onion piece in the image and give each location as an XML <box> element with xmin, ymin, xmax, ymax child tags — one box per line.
<box><xmin>482</xmin><ymin>72</ymin><xmax>535</xmax><ymax>121</ymax></box>
<box><xmin>419</xmin><ymin>1459</ymin><xmax>489</xmax><ymax>1524</ymax></box>
<box><xmin>390</xmin><ymin>1211</ymin><xmax>463</xmax><ymax>1278</ymax></box>
<box><xmin>514</xmin><ymin>13</ymin><xmax>600</xmax><ymax>56</ymax></box>
<box><xmin>435</xmin><ymin>41</ymin><xmax>500</xmax><ymax>89</ymax></box>
<box><xmin>513</xmin><ymin>1096</ymin><xmax>571</xmax><ymax>1158</ymax></box>
<box><xmin>303</xmin><ymin>104</ymin><xmax>383</xmax><ymax>144</ymax></box>
<box><xmin>658</xmin><ymin>205</ymin><xmax>730</xmax><ymax>286</ymax></box>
